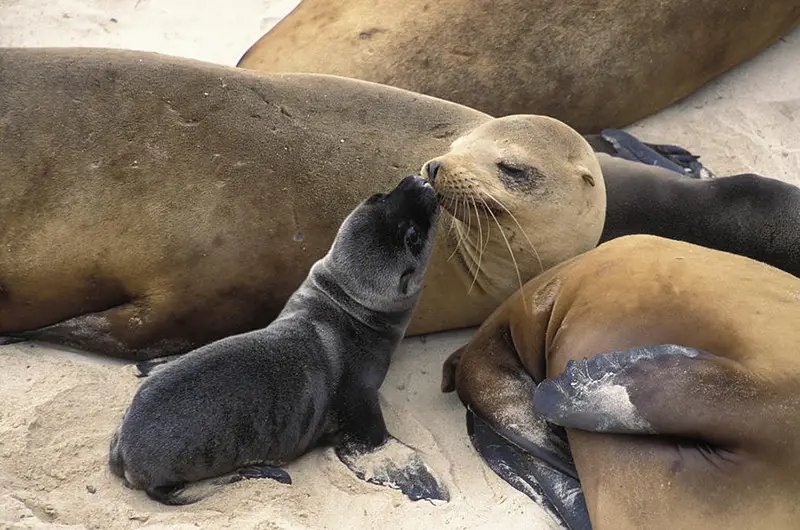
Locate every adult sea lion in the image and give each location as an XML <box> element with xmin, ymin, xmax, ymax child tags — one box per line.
<box><xmin>442</xmin><ymin>235</ymin><xmax>800</xmax><ymax>529</ymax></box>
<box><xmin>0</xmin><ymin>47</ymin><xmax>604</xmax><ymax>360</ymax></box>
<box><xmin>110</xmin><ymin>175</ymin><xmax>448</xmax><ymax>505</ymax></box>
<box><xmin>237</xmin><ymin>0</ymin><xmax>800</xmax><ymax>133</ymax></box>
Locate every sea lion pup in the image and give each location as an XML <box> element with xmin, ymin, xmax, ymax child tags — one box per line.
<box><xmin>588</xmin><ymin>129</ymin><xmax>800</xmax><ymax>278</ymax></box>
<box><xmin>0</xmin><ymin>46</ymin><xmax>606</xmax><ymax>362</ymax></box>
<box><xmin>237</xmin><ymin>0</ymin><xmax>800</xmax><ymax>132</ymax></box>
<box><xmin>442</xmin><ymin>235</ymin><xmax>800</xmax><ymax>529</ymax></box>
<box><xmin>109</xmin><ymin>175</ymin><xmax>448</xmax><ymax>505</ymax></box>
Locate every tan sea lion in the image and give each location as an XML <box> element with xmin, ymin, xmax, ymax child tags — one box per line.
<box><xmin>0</xmin><ymin>47</ymin><xmax>604</xmax><ymax>360</ymax></box>
<box><xmin>442</xmin><ymin>235</ymin><xmax>800</xmax><ymax>529</ymax></box>
<box><xmin>237</xmin><ymin>0</ymin><xmax>800</xmax><ymax>133</ymax></box>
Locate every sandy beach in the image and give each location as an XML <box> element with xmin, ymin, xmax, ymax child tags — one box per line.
<box><xmin>1</xmin><ymin>2</ymin><xmax>798</xmax><ymax>528</ymax></box>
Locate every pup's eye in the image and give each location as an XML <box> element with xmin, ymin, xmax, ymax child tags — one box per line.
<box><xmin>366</xmin><ymin>192</ymin><xmax>387</xmax><ymax>203</ymax></box>
<box><xmin>405</xmin><ymin>225</ymin><xmax>421</xmax><ymax>248</ymax></box>
<box><xmin>497</xmin><ymin>161</ymin><xmax>527</xmax><ymax>179</ymax></box>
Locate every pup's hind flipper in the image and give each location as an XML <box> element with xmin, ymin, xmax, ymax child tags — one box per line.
<box><xmin>134</xmin><ymin>353</ymin><xmax>185</xmax><ymax>377</ymax></box>
<box><xmin>467</xmin><ymin>409</ymin><xmax>589</xmax><ymax>530</ymax></box>
<box><xmin>144</xmin><ymin>465</ymin><xmax>292</xmax><ymax>506</ymax></box>
<box><xmin>336</xmin><ymin>435</ymin><xmax>449</xmax><ymax>503</ymax></box>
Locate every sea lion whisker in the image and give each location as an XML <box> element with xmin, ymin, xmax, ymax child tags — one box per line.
<box><xmin>483</xmin><ymin>198</ymin><xmax>527</xmax><ymax>311</ymax></box>
<box><xmin>447</xmin><ymin>194</ymin><xmax>467</xmax><ymax>262</ymax></box>
<box><xmin>468</xmin><ymin>195</ymin><xmax>487</xmax><ymax>293</ymax></box>
<box><xmin>482</xmin><ymin>189</ymin><xmax>545</xmax><ymax>273</ymax></box>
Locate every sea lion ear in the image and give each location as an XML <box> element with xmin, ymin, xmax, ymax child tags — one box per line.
<box><xmin>581</xmin><ymin>173</ymin><xmax>595</xmax><ymax>187</ymax></box>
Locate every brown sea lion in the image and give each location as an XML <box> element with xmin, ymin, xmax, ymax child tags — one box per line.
<box><xmin>0</xmin><ymin>47</ymin><xmax>604</xmax><ymax>360</ymax></box>
<box><xmin>237</xmin><ymin>0</ymin><xmax>800</xmax><ymax>133</ymax></box>
<box><xmin>442</xmin><ymin>235</ymin><xmax>800</xmax><ymax>529</ymax></box>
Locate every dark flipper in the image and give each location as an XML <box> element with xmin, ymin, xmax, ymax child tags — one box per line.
<box><xmin>534</xmin><ymin>344</ymin><xmax>769</xmax><ymax>447</ymax></box>
<box><xmin>467</xmin><ymin>409</ymin><xmax>590</xmax><ymax>530</ymax></box>
<box><xmin>145</xmin><ymin>465</ymin><xmax>292</xmax><ymax>505</ymax></box>
<box><xmin>336</xmin><ymin>435</ymin><xmax>449</xmax><ymax>502</ymax></box>
<box><xmin>599</xmin><ymin>129</ymin><xmax>715</xmax><ymax>179</ymax></box>
<box><xmin>0</xmin><ymin>335</ymin><xmax>28</xmax><ymax>346</ymax></box>
<box><xmin>134</xmin><ymin>354</ymin><xmax>185</xmax><ymax>377</ymax></box>
<box><xmin>334</xmin><ymin>388</ymin><xmax>448</xmax><ymax>502</ymax></box>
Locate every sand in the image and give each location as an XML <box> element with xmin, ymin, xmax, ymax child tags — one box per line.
<box><xmin>0</xmin><ymin>2</ymin><xmax>798</xmax><ymax>529</ymax></box>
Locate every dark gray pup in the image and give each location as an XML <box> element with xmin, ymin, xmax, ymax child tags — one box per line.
<box><xmin>109</xmin><ymin>175</ymin><xmax>447</xmax><ymax>505</ymax></box>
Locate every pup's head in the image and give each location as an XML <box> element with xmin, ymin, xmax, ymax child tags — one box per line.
<box><xmin>326</xmin><ymin>175</ymin><xmax>440</xmax><ymax>313</ymax></box>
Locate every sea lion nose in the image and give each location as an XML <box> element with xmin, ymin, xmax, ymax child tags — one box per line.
<box><xmin>425</xmin><ymin>160</ymin><xmax>443</xmax><ymax>183</ymax></box>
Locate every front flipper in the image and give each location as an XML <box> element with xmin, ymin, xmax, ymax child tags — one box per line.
<box><xmin>534</xmin><ymin>344</ymin><xmax>768</xmax><ymax>446</ymax></box>
<box><xmin>336</xmin><ymin>435</ymin><xmax>448</xmax><ymax>502</ymax></box>
<box><xmin>334</xmin><ymin>388</ymin><xmax>448</xmax><ymax>502</ymax></box>
<box><xmin>467</xmin><ymin>409</ymin><xmax>590</xmax><ymax>530</ymax></box>
<box><xmin>145</xmin><ymin>465</ymin><xmax>292</xmax><ymax>506</ymax></box>
<box><xmin>443</xmin><ymin>335</ymin><xmax>577</xmax><ymax>481</ymax></box>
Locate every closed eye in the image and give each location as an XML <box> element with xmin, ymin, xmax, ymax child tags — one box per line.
<box><xmin>497</xmin><ymin>161</ymin><xmax>527</xmax><ymax>179</ymax></box>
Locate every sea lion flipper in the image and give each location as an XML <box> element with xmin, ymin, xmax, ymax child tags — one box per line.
<box><xmin>599</xmin><ymin>129</ymin><xmax>714</xmax><ymax>179</ymax></box>
<box><xmin>534</xmin><ymin>344</ymin><xmax>766</xmax><ymax>444</ymax></box>
<box><xmin>134</xmin><ymin>354</ymin><xmax>185</xmax><ymax>378</ymax></box>
<box><xmin>447</xmin><ymin>330</ymin><xmax>577</xmax><ymax>480</ymax></box>
<box><xmin>334</xmin><ymin>390</ymin><xmax>449</xmax><ymax>502</ymax></box>
<box><xmin>335</xmin><ymin>436</ymin><xmax>449</xmax><ymax>503</ymax></box>
<box><xmin>144</xmin><ymin>465</ymin><xmax>292</xmax><ymax>505</ymax></box>
<box><xmin>467</xmin><ymin>410</ymin><xmax>589</xmax><ymax>530</ymax></box>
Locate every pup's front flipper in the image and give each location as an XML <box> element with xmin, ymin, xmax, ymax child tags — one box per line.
<box><xmin>534</xmin><ymin>344</ymin><xmax>769</xmax><ymax>447</ymax></box>
<box><xmin>335</xmin><ymin>389</ymin><xmax>448</xmax><ymax>502</ymax></box>
<box><xmin>145</xmin><ymin>465</ymin><xmax>292</xmax><ymax>505</ymax></box>
<box><xmin>337</xmin><ymin>435</ymin><xmax>448</xmax><ymax>502</ymax></box>
<box><xmin>467</xmin><ymin>409</ymin><xmax>589</xmax><ymax>530</ymax></box>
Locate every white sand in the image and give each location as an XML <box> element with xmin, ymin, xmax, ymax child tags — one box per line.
<box><xmin>1</xmin><ymin>2</ymin><xmax>798</xmax><ymax>529</ymax></box>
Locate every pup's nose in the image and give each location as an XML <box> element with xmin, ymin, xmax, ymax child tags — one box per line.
<box><xmin>425</xmin><ymin>160</ymin><xmax>443</xmax><ymax>183</ymax></box>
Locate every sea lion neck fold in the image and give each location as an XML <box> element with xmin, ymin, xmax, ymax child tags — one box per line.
<box><xmin>307</xmin><ymin>260</ymin><xmax>412</xmax><ymax>338</ymax></box>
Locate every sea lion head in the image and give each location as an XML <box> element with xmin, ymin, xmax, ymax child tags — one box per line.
<box><xmin>326</xmin><ymin>175</ymin><xmax>440</xmax><ymax>314</ymax></box>
<box><xmin>421</xmin><ymin>114</ymin><xmax>605</xmax><ymax>297</ymax></box>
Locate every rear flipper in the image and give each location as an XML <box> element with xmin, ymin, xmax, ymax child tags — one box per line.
<box><xmin>534</xmin><ymin>344</ymin><xmax>769</xmax><ymax>447</ymax></box>
<box><xmin>467</xmin><ymin>409</ymin><xmax>590</xmax><ymax>530</ymax></box>
<box><xmin>134</xmin><ymin>354</ymin><xmax>185</xmax><ymax>377</ymax></box>
<box><xmin>0</xmin><ymin>335</ymin><xmax>28</xmax><ymax>346</ymax></box>
<box><xmin>144</xmin><ymin>465</ymin><xmax>292</xmax><ymax>506</ymax></box>
<box><xmin>599</xmin><ymin>129</ymin><xmax>715</xmax><ymax>179</ymax></box>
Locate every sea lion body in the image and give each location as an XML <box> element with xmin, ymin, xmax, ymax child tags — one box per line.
<box><xmin>110</xmin><ymin>175</ymin><xmax>448</xmax><ymax>505</ymax></box>
<box><xmin>0</xmin><ymin>47</ymin><xmax>604</xmax><ymax>360</ymax></box>
<box><xmin>598</xmin><ymin>154</ymin><xmax>800</xmax><ymax>277</ymax></box>
<box><xmin>238</xmin><ymin>0</ymin><xmax>800</xmax><ymax>132</ymax></box>
<box><xmin>445</xmin><ymin>235</ymin><xmax>800</xmax><ymax>529</ymax></box>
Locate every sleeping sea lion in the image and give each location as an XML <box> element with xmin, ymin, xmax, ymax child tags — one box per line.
<box><xmin>0</xmin><ymin>47</ymin><xmax>603</xmax><ymax>360</ymax></box>
<box><xmin>237</xmin><ymin>0</ymin><xmax>800</xmax><ymax>132</ymax></box>
<box><xmin>442</xmin><ymin>235</ymin><xmax>800</xmax><ymax>529</ymax></box>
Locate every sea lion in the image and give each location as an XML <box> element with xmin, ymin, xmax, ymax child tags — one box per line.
<box><xmin>109</xmin><ymin>175</ymin><xmax>448</xmax><ymax>505</ymax></box>
<box><xmin>0</xmin><ymin>47</ymin><xmax>604</xmax><ymax>360</ymax></box>
<box><xmin>588</xmin><ymin>129</ymin><xmax>800</xmax><ymax>278</ymax></box>
<box><xmin>442</xmin><ymin>235</ymin><xmax>800</xmax><ymax>529</ymax></box>
<box><xmin>237</xmin><ymin>0</ymin><xmax>800</xmax><ymax>133</ymax></box>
